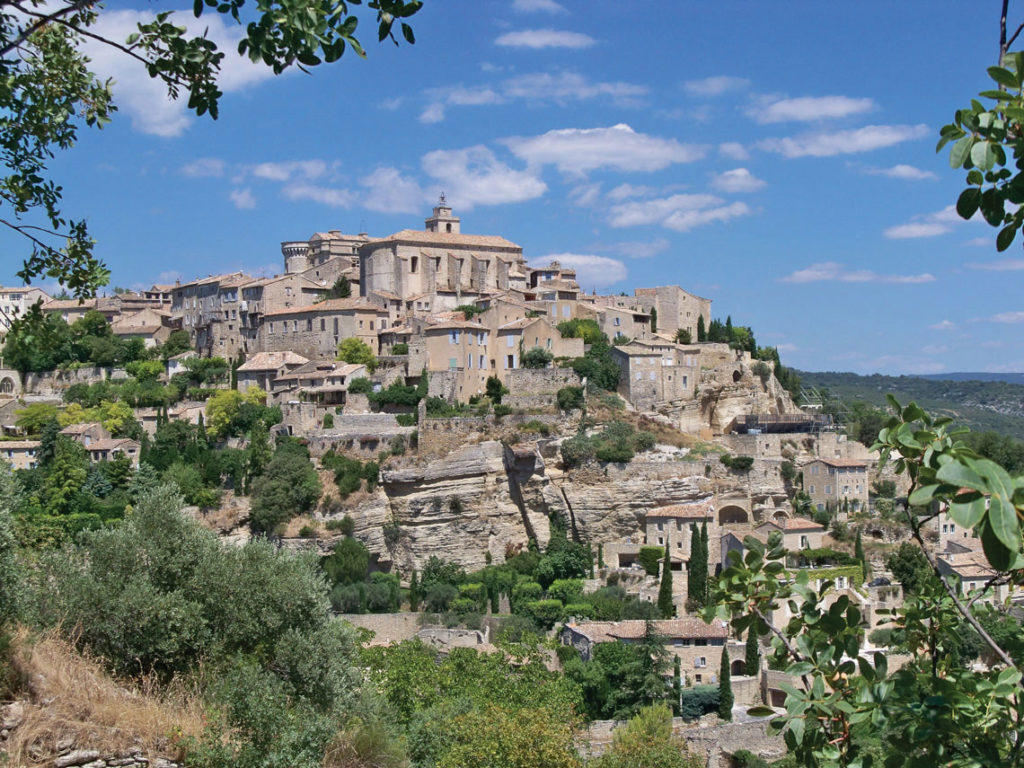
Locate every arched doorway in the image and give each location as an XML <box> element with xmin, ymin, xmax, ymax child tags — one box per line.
<box><xmin>0</xmin><ymin>377</ymin><xmax>13</xmax><ymax>395</ymax></box>
<box><xmin>719</xmin><ymin>505</ymin><xmax>749</xmax><ymax>525</ymax></box>
<box><xmin>773</xmin><ymin>509</ymin><xmax>789</xmax><ymax>522</ymax></box>
<box><xmin>731</xmin><ymin>659</ymin><xmax>745</xmax><ymax>676</ymax></box>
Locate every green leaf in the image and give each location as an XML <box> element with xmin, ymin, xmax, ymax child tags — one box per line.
<box><xmin>936</xmin><ymin>459</ymin><xmax>985</xmax><ymax>490</ymax></box>
<box><xmin>997</xmin><ymin>224</ymin><xmax>1017</xmax><ymax>251</ymax></box>
<box><xmin>988</xmin><ymin>66</ymin><xmax>1019</xmax><ymax>89</ymax></box>
<box><xmin>949</xmin><ymin>496</ymin><xmax>987</xmax><ymax>529</ymax></box>
<box><xmin>986</xmin><ymin>494</ymin><xmax>1020</xmax><ymax>552</ymax></box>
<box><xmin>950</xmin><ymin>136</ymin><xmax>973</xmax><ymax>168</ymax></box>
<box><xmin>967</xmin><ymin>169</ymin><xmax>984</xmax><ymax>185</ymax></box>
<box><xmin>956</xmin><ymin>187</ymin><xmax>981</xmax><ymax>219</ymax></box>
<box><xmin>401</xmin><ymin>22</ymin><xmax>415</xmax><ymax>44</ymax></box>
<box><xmin>746</xmin><ymin>706</ymin><xmax>776</xmax><ymax>718</ymax></box>
<box><xmin>971</xmin><ymin>140</ymin><xmax>995</xmax><ymax>170</ymax></box>
<box><xmin>980</xmin><ymin>519</ymin><xmax>1014</xmax><ymax>571</ymax></box>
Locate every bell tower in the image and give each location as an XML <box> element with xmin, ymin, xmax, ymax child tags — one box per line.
<box><xmin>425</xmin><ymin>192</ymin><xmax>460</xmax><ymax>234</ymax></box>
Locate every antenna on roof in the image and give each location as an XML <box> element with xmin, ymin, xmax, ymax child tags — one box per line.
<box><xmin>439</xmin><ymin>191</ymin><xmax>447</xmax><ymax>205</ymax></box>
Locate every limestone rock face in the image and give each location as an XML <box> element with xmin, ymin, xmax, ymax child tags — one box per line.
<box><xmin>698</xmin><ymin>362</ymin><xmax>801</xmax><ymax>435</ymax></box>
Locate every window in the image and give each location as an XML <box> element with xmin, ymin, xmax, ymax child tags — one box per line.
<box><xmin>695</xmin><ymin>658</ymin><xmax>706</xmax><ymax>668</ymax></box>
<box><xmin>809</xmin><ymin>484</ymin><xmax>815</xmax><ymax>494</ymax></box>
<box><xmin>479</xmin><ymin>355</ymin><xmax>485</xmax><ymax>369</ymax></box>
<box><xmin>614</xmin><ymin>317</ymin><xmax>621</xmax><ymax>326</ymax></box>
<box><xmin>449</xmin><ymin>357</ymin><xmax>457</xmax><ymax>370</ymax></box>
<box><xmin>320</xmin><ymin>319</ymin><xmax>326</xmax><ymax>331</ymax></box>
<box><xmin>306</xmin><ymin>319</ymin><xmax>313</xmax><ymax>332</ymax></box>
<box><xmin>468</xmin><ymin>355</ymin><xmax>473</xmax><ymax>369</ymax></box>
<box><xmin>800</xmin><ymin>535</ymin><xmax>809</xmax><ymax>549</ymax></box>
<box><xmin>269</xmin><ymin>322</ymin><xmax>274</xmax><ymax>334</ymax></box>
<box><xmin>657</xmin><ymin>523</ymin><xmax>663</xmax><ymax>531</ymax></box>
<box><xmin>811</xmin><ymin>465</ymin><xmax>819</xmax><ymax>475</ymax></box>
<box><xmin>649</xmin><ymin>371</ymin><xmax>656</xmax><ymax>381</ymax></box>
<box><xmin>695</xmin><ymin>639</ymin><xmax>707</xmax><ymax>647</ymax></box>
<box><xmin>562</xmin><ymin>305</ymin><xmax>570</xmax><ymax>317</ymax></box>
<box><xmin>825</xmin><ymin>485</ymin><xmax>832</xmax><ymax>495</ymax></box>
<box><xmin>507</xmin><ymin>354</ymin><xmax>515</xmax><ymax>369</ymax></box>
<box><xmin>546</xmin><ymin>338</ymin><xmax>552</xmax><ymax>349</ymax></box>
<box><xmin>657</xmin><ymin>537</ymin><xmax>663</xmax><ymax>545</ymax></box>
<box><xmin>334</xmin><ymin>318</ymin><xmax>339</xmax><ymax>335</ymax></box>
<box><xmin>410</xmin><ymin>256</ymin><xmax>418</xmax><ymax>273</ymax></box>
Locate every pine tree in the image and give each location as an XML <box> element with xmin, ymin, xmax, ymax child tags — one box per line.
<box><xmin>697</xmin><ymin>314</ymin><xmax>707</xmax><ymax>342</ymax></box>
<box><xmin>409</xmin><ymin>569</ymin><xmax>420</xmax><ymax>612</ymax></box>
<box><xmin>657</xmin><ymin>529</ymin><xmax>675</xmax><ymax>618</ymax></box>
<box><xmin>745</xmin><ymin>628</ymin><xmax>760</xmax><ymax>677</ymax></box>
<box><xmin>718</xmin><ymin>648</ymin><xmax>733</xmax><ymax>720</ymax></box>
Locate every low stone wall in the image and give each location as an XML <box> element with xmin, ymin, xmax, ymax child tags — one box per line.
<box><xmin>339</xmin><ymin>612</ymin><xmax>421</xmax><ymax>645</ymax></box>
<box><xmin>23</xmin><ymin>366</ymin><xmax>118</xmax><ymax>396</ymax></box>
<box><xmin>582</xmin><ymin>716</ymin><xmax>784</xmax><ymax>766</ymax></box>
<box><xmin>417</xmin><ymin>412</ymin><xmax>564</xmax><ymax>458</ymax></box>
<box><xmin>505</xmin><ymin>367</ymin><xmax>579</xmax><ymax>409</ymax></box>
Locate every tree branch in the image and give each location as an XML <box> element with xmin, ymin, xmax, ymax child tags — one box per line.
<box><xmin>1007</xmin><ymin>21</ymin><xmax>1024</xmax><ymax>51</ymax></box>
<box><xmin>0</xmin><ymin>0</ymin><xmax>93</xmax><ymax>58</ymax></box>
<box><xmin>752</xmin><ymin>604</ymin><xmax>813</xmax><ymax>692</ymax></box>
<box><xmin>903</xmin><ymin>508</ymin><xmax>1016</xmax><ymax>668</ymax></box>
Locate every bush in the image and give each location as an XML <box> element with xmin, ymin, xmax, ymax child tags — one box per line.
<box><xmin>493</xmin><ymin>404</ymin><xmax>512</xmax><ymax>418</ymax></box>
<box><xmin>679</xmin><ymin>685</ymin><xmax>719</xmax><ymax>720</ymax></box>
<box><xmin>348</xmin><ymin>377</ymin><xmax>372</xmax><ymax>394</ymax></box>
<box><xmin>520</xmin><ymin>419</ymin><xmax>551</xmax><ymax>436</ymax></box>
<box><xmin>634</xmin><ymin>430</ymin><xmax>656</xmax><ymax>452</ymax></box>
<box><xmin>395</xmin><ymin>414</ymin><xmax>416</xmax><ymax>428</ymax></box>
<box><xmin>322</xmin><ymin>413</ymin><xmax>334</xmax><ymax>429</ymax></box>
<box><xmin>720</xmin><ymin>454</ymin><xmax>754</xmax><ymax>471</ymax></box>
<box><xmin>732</xmin><ymin>749</ymin><xmax>771</xmax><ymax>768</ymax></box>
<box><xmin>298</xmin><ymin>525</ymin><xmax>317</xmax><ymax>538</ymax></box>
<box><xmin>556</xmin><ymin>386</ymin><xmax>585</xmax><ymax>411</ymax></box>
<box><xmin>547</xmin><ymin>578</ymin><xmax>583</xmax><ymax>605</ymax></box>
<box><xmin>522</xmin><ymin>599</ymin><xmax>563</xmax><ymax>630</ymax></box>
<box><xmin>325</xmin><ymin>515</ymin><xmax>355</xmax><ymax>536</ymax></box>
<box><xmin>562</xmin><ymin>602</ymin><xmax>596</xmax><ymax>620</ymax></box>
<box><xmin>751</xmin><ymin>361</ymin><xmax>771</xmax><ymax>385</ymax></box>
<box><xmin>390</xmin><ymin>343</ymin><xmax>408</xmax><ymax>355</ymax></box>
<box><xmin>560</xmin><ymin>434</ymin><xmax>595</xmax><ymax>468</ymax></box>
<box><xmin>637</xmin><ymin>546</ymin><xmax>664</xmax><ymax>576</ymax></box>
<box><xmin>595</xmin><ymin>441</ymin><xmax>634</xmax><ymax>463</ymax></box>
<box><xmin>521</xmin><ymin>347</ymin><xmax>553</xmax><ymax>369</ymax></box>
<box><xmin>424</xmin><ymin>583</ymin><xmax>458</xmax><ymax>612</ymax></box>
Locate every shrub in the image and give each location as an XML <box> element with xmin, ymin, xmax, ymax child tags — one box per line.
<box><xmin>679</xmin><ymin>685</ymin><xmax>719</xmax><ymax>720</ymax></box>
<box><xmin>560</xmin><ymin>434</ymin><xmax>595</xmax><ymax>468</ymax></box>
<box><xmin>556</xmin><ymin>386</ymin><xmax>585</xmax><ymax>411</ymax></box>
<box><xmin>395</xmin><ymin>414</ymin><xmax>416</xmax><ymax>428</ymax></box>
<box><xmin>595</xmin><ymin>441</ymin><xmax>634</xmax><ymax>463</ymax></box>
<box><xmin>325</xmin><ymin>515</ymin><xmax>355</xmax><ymax>536</ymax></box>
<box><xmin>493</xmin><ymin>404</ymin><xmax>512</xmax><ymax>418</ymax></box>
<box><xmin>390</xmin><ymin>342</ymin><xmax>408</xmax><ymax>355</ymax></box>
<box><xmin>348</xmin><ymin>377</ymin><xmax>372</xmax><ymax>394</ymax></box>
<box><xmin>562</xmin><ymin>602</ymin><xmax>596</xmax><ymax>620</ymax></box>
<box><xmin>548</xmin><ymin>578</ymin><xmax>583</xmax><ymax>604</ymax></box>
<box><xmin>522</xmin><ymin>599</ymin><xmax>563</xmax><ymax>630</ymax></box>
<box><xmin>521</xmin><ymin>347</ymin><xmax>553</xmax><ymax>369</ymax></box>
<box><xmin>322</xmin><ymin>413</ymin><xmax>334</xmax><ymax>429</ymax></box>
<box><xmin>424</xmin><ymin>583</ymin><xmax>457</xmax><ymax>612</ymax></box>
<box><xmin>751</xmin><ymin>361</ymin><xmax>772</xmax><ymax>385</ymax></box>
<box><xmin>634</xmin><ymin>430</ymin><xmax>656</xmax><ymax>453</ymax></box>
<box><xmin>729</xmin><ymin>455</ymin><xmax>754</xmax><ymax>471</ymax></box>
<box><xmin>298</xmin><ymin>525</ymin><xmax>317</xmax><ymax>538</ymax></box>
<box><xmin>637</xmin><ymin>546</ymin><xmax>664</xmax><ymax>576</ymax></box>
<box><xmin>520</xmin><ymin>419</ymin><xmax>551</xmax><ymax>436</ymax></box>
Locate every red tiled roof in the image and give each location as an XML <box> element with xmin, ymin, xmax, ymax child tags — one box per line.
<box><xmin>811</xmin><ymin>457</ymin><xmax>868</xmax><ymax>468</ymax></box>
<box><xmin>645</xmin><ymin>502</ymin><xmax>714</xmax><ymax>519</ymax></box>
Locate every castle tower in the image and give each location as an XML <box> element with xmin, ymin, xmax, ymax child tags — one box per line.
<box><xmin>424</xmin><ymin>193</ymin><xmax>460</xmax><ymax>234</ymax></box>
<box><xmin>281</xmin><ymin>241</ymin><xmax>310</xmax><ymax>273</ymax></box>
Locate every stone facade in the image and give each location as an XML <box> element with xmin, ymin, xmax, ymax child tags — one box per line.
<box><xmin>632</xmin><ymin>285</ymin><xmax>711</xmax><ymax>340</ymax></box>
<box><xmin>803</xmin><ymin>457</ymin><xmax>869</xmax><ymax>511</ymax></box>
<box><xmin>259</xmin><ymin>298</ymin><xmax>389</xmax><ymax>359</ymax></box>
<box><xmin>0</xmin><ymin>286</ymin><xmax>51</xmax><ymax>336</ymax></box>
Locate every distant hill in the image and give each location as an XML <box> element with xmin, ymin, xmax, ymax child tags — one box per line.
<box><xmin>919</xmin><ymin>372</ymin><xmax>1024</xmax><ymax>385</ymax></box>
<box><xmin>797</xmin><ymin>370</ymin><xmax>1024</xmax><ymax>440</ymax></box>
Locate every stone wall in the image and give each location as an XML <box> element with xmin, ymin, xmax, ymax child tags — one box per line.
<box><xmin>505</xmin><ymin>367</ymin><xmax>579</xmax><ymax>409</ymax></box>
<box><xmin>23</xmin><ymin>366</ymin><xmax>126</xmax><ymax>397</ymax></box>
<box><xmin>0</xmin><ymin>368</ymin><xmax>21</xmax><ymax>396</ymax></box>
<box><xmin>417</xmin><ymin>413</ymin><xmax>563</xmax><ymax>458</ymax></box>
<box><xmin>339</xmin><ymin>612</ymin><xmax>421</xmax><ymax>645</ymax></box>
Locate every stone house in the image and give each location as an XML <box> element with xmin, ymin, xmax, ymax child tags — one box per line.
<box><xmin>110</xmin><ymin>307</ymin><xmax>177</xmax><ymax>348</ymax></box>
<box><xmin>259</xmin><ymin>298</ymin><xmax>389</xmax><ymax>359</ymax></box>
<box><xmin>358</xmin><ymin>203</ymin><xmax>526</xmax><ymax>299</ymax></box>
<box><xmin>41</xmin><ymin>297</ymin><xmax>100</xmax><ymax>324</ymax></box>
<box><xmin>59</xmin><ymin>421</ymin><xmax>110</xmax><ymax>447</ymax></box>
<box><xmin>577</xmin><ymin>302</ymin><xmax>652</xmax><ymax>343</ymax></box>
<box><xmin>610</xmin><ymin>341</ymin><xmax>697</xmax><ymax>410</ymax></box>
<box><xmin>237</xmin><ymin>273</ymin><xmax>327</xmax><ymax>354</ymax></box>
<box><xmin>235</xmin><ymin>351</ymin><xmax>310</xmax><ymax>395</ymax></box>
<box><xmin>269</xmin><ymin>361</ymin><xmax>367</xmax><ymax>406</ymax></box>
<box><xmin>754</xmin><ymin>517</ymin><xmax>825</xmax><ymax>551</ymax></box>
<box><xmin>0</xmin><ymin>286</ymin><xmax>51</xmax><ymax>336</ymax></box>
<box><xmin>803</xmin><ymin>457</ymin><xmax>869</xmax><ymax>511</ymax></box>
<box><xmin>422</xmin><ymin>319</ymin><xmax>492</xmax><ymax>398</ymax></box>
<box><xmin>86</xmin><ymin>438</ymin><xmax>141</xmax><ymax>466</ymax></box>
<box><xmin>560</xmin><ymin>618</ymin><xmax>731</xmax><ymax>686</ymax></box>
<box><xmin>0</xmin><ymin>440</ymin><xmax>41</xmax><ymax>470</ymax></box>
<box><xmin>169</xmin><ymin>271</ymin><xmax>251</xmax><ymax>355</ymax></box>
<box><xmin>644</xmin><ymin>502</ymin><xmax>716</xmax><ymax>562</ymax></box>
<box><xmin>632</xmin><ymin>285</ymin><xmax>711</xmax><ymax>340</ymax></box>
<box><xmin>937</xmin><ymin>540</ymin><xmax>1020</xmax><ymax>604</ymax></box>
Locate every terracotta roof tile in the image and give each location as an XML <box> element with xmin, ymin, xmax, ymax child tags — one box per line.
<box><xmin>645</xmin><ymin>502</ymin><xmax>714</xmax><ymax>519</ymax></box>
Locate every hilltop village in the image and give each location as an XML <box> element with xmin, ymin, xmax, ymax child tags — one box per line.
<box><xmin>0</xmin><ymin>202</ymin><xmax>1004</xmax><ymax>766</ymax></box>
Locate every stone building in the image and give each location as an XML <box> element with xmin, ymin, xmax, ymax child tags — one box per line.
<box><xmin>803</xmin><ymin>457</ymin><xmax>869</xmax><ymax>511</ymax></box>
<box><xmin>754</xmin><ymin>517</ymin><xmax>825</xmax><ymax>551</ymax></box>
<box><xmin>578</xmin><ymin>302</ymin><xmax>652</xmax><ymax>343</ymax></box>
<box><xmin>0</xmin><ymin>440</ymin><xmax>40</xmax><ymax>470</ymax></box>
<box><xmin>643</xmin><ymin>501</ymin><xmax>715</xmax><ymax>560</ymax></box>
<box><xmin>610</xmin><ymin>340</ymin><xmax>698</xmax><ymax>410</ymax></box>
<box><xmin>268</xmin><ymin>360</ymin><xmax>366</xmax><ymax>406</ymax></box>
<box><xmin>237</xmin><ymin>273</ymin><xmax>327</xmax><ymax>353</ymax></box>
<box><xmin>110</xmin><ymin>307</ymin><xmax>178</xmax><ymax>348</ymax></box>
<box><xmin>259</xmin><ymin>298</ymin><xmax>389</xmax><ymax>359</ymax></box>
<box><xmin>561</xmin><ymin>618</ymin><xmax>730</xmax><ymax>686</ymax></box>
<box><xmin>0</xmin><ymin>286</ymin><xmax>51</xmax><ymax>336</ymax></box>
<box><xmin>235</xmin><ymin>351</ymin><xmax>310</xmax><ymax>394</ymax></box>
<box><xmin>169</xmin><ymin>272</ymin><xmax>251</xmax><ymax>355</ymax></box>
<box><xmin>632</xmin><ymin>285</ymin><xmax>711</xmax><ymax>340</ymax></box>
<box><xmin>359</xmin><ymin>202</ymin><xmax>526</xmax><ymax>299</ymax></box>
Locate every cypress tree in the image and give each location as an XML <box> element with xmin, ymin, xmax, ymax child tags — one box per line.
<box><xmin>409</xmin><ymin>570</ymin><xmax>420</xmax><ymax>612</ymax></box>
<box><xmin>725</xmin><ymin>315</ymin><xmax>733</xmax><ymax>343</ymax></box>
<box><xmin>658</xmin><ymin>528</ymin><xmax>675</xmax><ymax>618</ymax></box>
<box><xmin>687</xmin><ymin>522</ymin><xmax>708</xmax><ymax>609</ymax></box>
<box><xmin>718</xmin><ymin>648</ymin><xmax>733</xmax><ymax>720</ymax></box>
<box><xmin>650</xmin><ymin>306</ymin><xmax>658</xmax><ymax>334</ymax></box>
<box><xmin>489</xmin><ymin>581</ymin><xmax>500</xmax><ymax>613</ymax></box>
<box><xmin>855</xmin><ymin>528</ymin><xmax>868</xmax><ymax>584</ymax></box>
<box><xmin>672</xmin><ymin>655</ymin><xmax>682</xmax><ymax>716</ymax></box>
<box><xmin>745</xmin><ymin>627</ymin><xmax>760</xmax><ymax>677</ymax></box>
<box><xmin>697</xmin><ymin>314</ymin><xmax>707</xmax><ymax>342</ymax></box>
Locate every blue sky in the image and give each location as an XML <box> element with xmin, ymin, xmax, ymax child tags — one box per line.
<box><xmin>4</xmin><ymin>0</ymin><xmax>1022</xmax><ymax>375</ymax></box>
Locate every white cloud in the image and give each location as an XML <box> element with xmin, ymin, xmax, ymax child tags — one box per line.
<box><xmin>181</xmin><ymin>158</ymin><xmax>225</xmax><ymax>178</ymax></box>
<box><xmin>250</xmin><ymin>160</ymin><xmax>327</xmax><ymax>182</ymax></box>
<box><xmin>229</xmin><ymin>188</ymin><xmax>256</xmax><ymax>210</ymax></box>
<box><xmin>710</xmin><ymin>168</ymin><xmax>765</xmax><ymax>193</ymax></box>
<box><xmin>608</xmin><ymin>194</ymin><xmax>723</xmax><ymax>227</ymax></box>
<box><xmin>964</xmin><ymin>237</ymin><xmax>992</xmax><ymax>247</ymax></box>
<box><xmin>361</xmin><ymin>167</ymin><xmax>426</xmax><ymax>214</ymax></box>
<box><xmin>683</xmin><ymin>76</ymin><xmax>750</xmax><ymax>96</ymax></box>
<box><xmin>991</xmin><ymin>311</ymin><xmax>1024</xmax><ymax>323</ymax></box>
<box><xmin>419</xmin><ymin>102</ymin><xmax>446</xmax><ymax>124</ymax></box>
<box><xmin>884</xmin><ymin>205</ymin><xmax>974</xmax><ymax>239</ymax></box>
<box><xmin>929</xmin><ymin>320</ymin><xmax>956</xmax><ymax>330</ymax></box>
<box><xmin>663</xmin><ymin>202</ymin><xmax>752</xmax><ymax>232</ymax></box>
<box><xmin>968</xmin><ymin>258</ymin><xmax>1024</xmax><ymax>271</ymax></box>
<box><xmin>379</xmin><ymin>97</ymin><xmax>404</xmax><ymax>110</ymax></box>
<box><xmin>607</xmin><ymin>239</ymin><xmax>671</xmax><ymax>259</ymax></box>
<box><xmin>282</xmin><ymin>184</ymin><xmax>355</xmax><ymax>208</ymax></box>
<box><xmin>759</xmin><ymin>124</ymin><xmax>929</xmax><ymax>158</ymax></box>
<box><xmin>607</xmin><ymin>194</ymin><xmax>753</xmax><ymax>232</ymax></box>
<box><xmin>542</xmin><ymin>253</ymin><xmax>626</xmax><ymax>287</ymax></box>
<box><xmin>606</xmin><ymin>183</ymin><xmax>660</xmax><ymax>201</ymax></box>
<box><xmin>569</xmin><ymin>183</ymin><xmax>602</xmax><ymax>207</ymax></box>
<box><xmin>750</xmin><ymin>95</ymin><xmax>875</xmax><ymax>124</ymax></box>
<box><xmin>157</xmin><ymin>270</ymin><xmax>183</xmax><ymax>283</ymax></box>
<box><xmin>512</xmin><ymin>0</ymin><xmax>567</xmax><ymax>13</ymax></box>
<box><xmin>501</xmin><ymin>72</ymin><xmax>645</xmax><ymax>106</ymax></box>
<box><xmin>863</xmin><ymin>164</ymin><xmax>938</xmax><ymax>181</ymax></box>
<box><xmin>495</xmin><ymin>28</ymin><xmax>596</xmax><ymax>49</ymax></box>
<box><xmin>719</xmin><ymin>142</ymin><xmax>750</xmax><ymax>160</ymax></box>
<box><xmin>504</xmin><ymin>124</ymin><xmax>707</xmax><ymax>175</ymax></box>
<box><xmin>85</xmin><ymin>9</ymin><xmax>280</xmax><ymax>137</ymax></box>
<box><xmin>420</xmin><ymin>146</ymin><xmax>547</xmax><ymax>209</ymax></box>
<box><xmin>779</xmin><ymin>262</ymin><xmax>935</xmax><ymax>284</ymax></box>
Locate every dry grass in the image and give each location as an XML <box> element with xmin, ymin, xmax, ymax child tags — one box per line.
<box><xmin>4</xmin><ymin>628</ymin><xmax>205</xmax><ymax>765</ymax></box>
